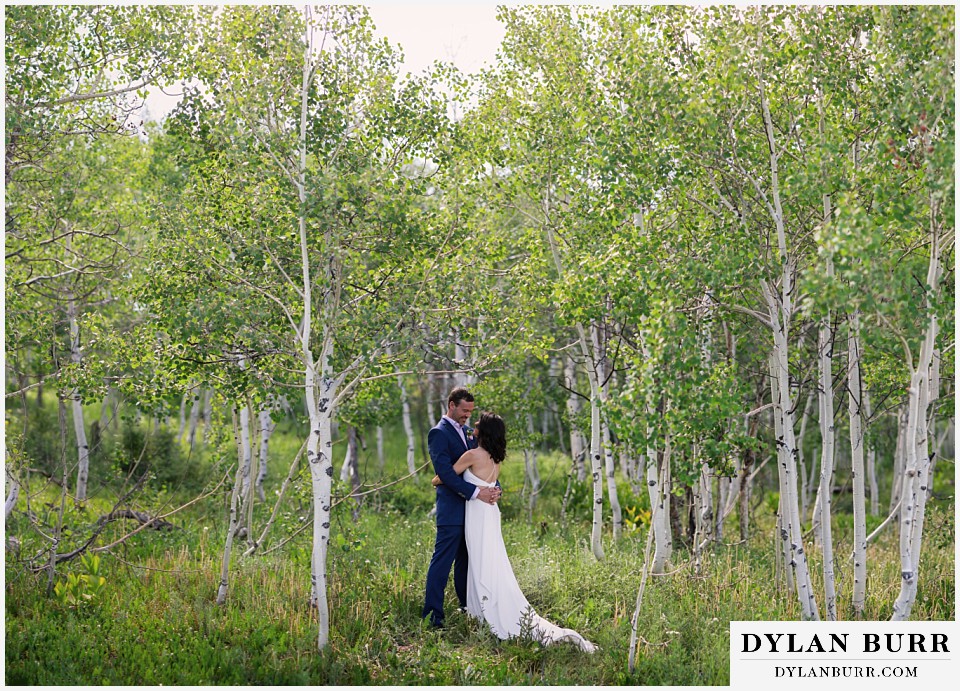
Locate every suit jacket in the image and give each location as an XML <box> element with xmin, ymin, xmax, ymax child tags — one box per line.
<box><xmin>429</xmin><ymin>417</ymin><xmax>478</xmax><ymax>526</ymax></box>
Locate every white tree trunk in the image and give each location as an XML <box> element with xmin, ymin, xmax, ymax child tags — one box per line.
<box><xmin>187</xmin><ymin>389</ymin><xmax>203</xmax><ymax>450</ymax></box>
<box><xmin>925</xmin><ymin>349</ymin><xmax>941</xmax><ymax>491</ymax></box>
<box><xmin>177</xmin><ymin>392</ymin><xmax>189</xmax><ymax>444</ymax></box>
<box><xmin>693</xmin><ymin>462</ymin><xmax>714</xmax><ymax>573</ymax></box>
<box><xmin>816</xmin><ymin>318</ymin><xmax>837</xmax><ymax>620</ymax></box>
<box><xmin>67</xmin><ymin>287</ymin><xmax>90</xmax><ymax>503</ymax></box>
<box><xmin>99</xmin><ymin>387</ymin><xmax>114</xmax><ymax>431</ymax></box>
<box><xmin>585</xmin><ymin>373</ymin><xmax>605</xmax><ymax>560</ymax></box>
<box><xmin>305</xmin><ymin>369</ymin><xmax>336</xmax><ymax>646</ymax></box>
<box><xmin>217</xmin><ymin>413</ymin><xmax>247</xmax><ymax>605</ymax></box>
<box><xmin>865</xmin><ymin>386</ymin><xmax>879</xmax><ymax>517</ymax></box>
<box><xmin>758</xmin><ymin>61</ymin><xmax>819</xmax><ymax>619</ymax></box>
<box><xmin>765</xmin><ymin>299</ymin><xmax>820</xmax><ymax>620</ymax></box>
<box><xmin>769</xmin><ymin>358</ymin><xmax>795</xmax><ymax>594</ymax></box>
<box><xmin>239</xmin><ymin>404</ymin><xmax>253</xmax><ymax>499</ymax></box>
<box><xmin>524</xmin><ymin>413</ymin><xmax>541</xmax><ymax>519</ymax></box>
<box><xmin>892</xmin><ymin>316</ymin><xmax>939</xmax><ymax>620</ymax></box>
<box><xmin>202</xmin><ymin>389</ymin><xmax>213</xmax><ymax>443</ymax></box>
<box><xmin>890</xmin><ymin>186</ymin><xmax>944</xmax><ymax>621</ymax></box>
<box><xmin>296</xmin><ymin>8</ymin><xmax>335</xmax><ymax>649</ymax></box>
<box><xmin>647</xmin><ymin>437</ymin><xmax>673</xmax><ymax>574</ymax></box>
<box><xmin>257</xmin><ymin>408</ymin><xmax>275</xmax><ymax>501</ymax></box>
<box><xmin>376</xmin><ymin>425</ymin><xmax>385</xmax><ymax>471</ymax></box>
<box><xmin>398</xmin><ymin>374</ymin><xmax>417</xmax><ymax>475</ymax></box>
<box><xmin>5</xmin><ymin>468</ymin><xmax>19</xmax><ymax>519</ymax></box>
<box><xmin>890</xmin><ymin>404</ymin><xmax>907</xmax><ymax>513</ymax></box>
<box><xmin>545</xmin><ymin>214</ymin><xmax>603</xmax><ymax>559</ymax></box>
<box><xmin>848</xmin><ymin>312</ymin><xmax>867</xmax><ymax>614</ymax></box>
<box><xmin>454</xmin><ymin>334</ymin><xmax>474</xmax><ymax>387</ymax></box>
<box><xmin>593</xmin><ymin>324</ymin><xmax>622</xmax><ymax>541</ymax></box>
<box><xmin>601</xmin><ymin>420</ymin><xmax>621</xmax><ymax>540</ymax></box>
<box><xmin>339</xmin><ymin>425</ymin><xmax>356</xmax><ymax>483</ymax></box>
<box><xmin>797</xmin><ymin>392</ymin><xmax>815</xmax><ymax>520</ymax></box>
<box><xmin>564</xmin><ymin>356</ymin><xmax>587</xmax><ymax>482</ymax></box>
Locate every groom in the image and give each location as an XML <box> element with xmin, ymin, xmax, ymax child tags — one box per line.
<box><xmin>422</xmin><ymin>386</ymin><xmax>501</xmax><ymax>628</ymax></box>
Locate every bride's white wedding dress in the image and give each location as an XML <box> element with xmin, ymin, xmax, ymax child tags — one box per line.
<box><xmin>463</xmin><ymin>469</ymin><xmax>597</xmax><ymax>653</ymax></box>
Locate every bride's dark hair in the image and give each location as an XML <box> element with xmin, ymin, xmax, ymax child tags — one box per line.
<box><xmin>476</xmin><ymin>412</ymin><xmax>507</xmax><ymax>464</ymax></box>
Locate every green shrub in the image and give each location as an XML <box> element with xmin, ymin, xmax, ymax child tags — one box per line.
<box><xmin>118</xmin><ymin>419</ymin><xmax>208</xmax><ymax>492</ymax></box>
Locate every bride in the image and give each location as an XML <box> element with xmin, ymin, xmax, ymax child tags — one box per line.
<box><xmin>434</xmin><ymin>412</ymin><xmax>596</xmax><ymax>653</ymax></box>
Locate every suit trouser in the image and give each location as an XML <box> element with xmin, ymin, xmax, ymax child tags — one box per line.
<box><xmin>422</xmin><ymin>523</ymin><xmax>469</xmax><ymax>626</ymax></box>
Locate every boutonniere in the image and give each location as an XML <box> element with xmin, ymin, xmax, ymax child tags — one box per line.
<box><xmin>464</xmin><ymin>425</ymin><xmax>475</xmax><ymax>440</ymax></box>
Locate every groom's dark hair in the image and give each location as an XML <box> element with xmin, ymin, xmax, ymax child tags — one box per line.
<box><xmin>448</xmin><ymin>387</ymin><xmax>474</xmax><ymax>406</ymax></box>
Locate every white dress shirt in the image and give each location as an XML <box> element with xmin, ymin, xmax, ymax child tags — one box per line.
<box><xmin>443</xmin><ymin>415</ymin><xmax>479</xmax><ymax>500</ymax></box>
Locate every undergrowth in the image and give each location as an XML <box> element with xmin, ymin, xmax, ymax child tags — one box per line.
<box><xmin>3</xmin><ymin>419</ymin><xmax>955</xmax><ymax>685</ymax></box>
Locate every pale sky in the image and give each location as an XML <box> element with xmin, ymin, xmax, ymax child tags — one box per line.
<box><xmin>142</xmin><ymin>4</ymin><xmax>505</xmax><ymax>122</ymax></box>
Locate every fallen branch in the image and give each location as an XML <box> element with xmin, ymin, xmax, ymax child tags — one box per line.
<box><xmin>97</xmin><ymin>509</ymin><xmax>175</xmax><ymax>531</ymax></box>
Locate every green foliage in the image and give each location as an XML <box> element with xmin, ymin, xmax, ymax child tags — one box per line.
<box><xmin>54</xmin><ymin>554</ymin><xmax>106</xmax><ymax>609</ymax></box>
<box><xmin>117</xmin><ymin>419</ymin><xmax>209</xmax><ymax>492</ymax></box>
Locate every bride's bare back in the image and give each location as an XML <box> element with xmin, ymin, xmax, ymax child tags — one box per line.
<box><xmin>453</xmin><ymin>447</ymin><xmax>499</xmax><ymax>484</ymax></box>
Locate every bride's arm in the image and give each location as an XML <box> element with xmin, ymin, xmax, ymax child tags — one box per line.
<box><xmin>431</xmin><ymin>449</ymin><xmax>477</xmax><ymax>487</ymax></box>
<box><xmin>450</xmin><ymin>450</ymin><xmax>477</xmax><ymax>476</ymax></box>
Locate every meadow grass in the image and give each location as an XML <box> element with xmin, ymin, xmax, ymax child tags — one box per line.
<box><xmin>4</xmin><ymin>421</ymin><xmax>955</xmax><ymax>685</ymax></box>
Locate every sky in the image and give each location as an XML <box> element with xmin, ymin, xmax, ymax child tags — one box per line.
<box><xmin>142</xmin><ymin>3</ymin><xmax>506</xmax><ymax>122</ymax></box>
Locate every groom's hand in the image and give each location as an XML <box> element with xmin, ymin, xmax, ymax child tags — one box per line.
<box><xmin>477</xmin><ymin>486</ymin><xmax>502</xmax><ymax>505</ymax></box>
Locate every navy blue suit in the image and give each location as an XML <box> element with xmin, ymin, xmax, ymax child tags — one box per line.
<box><xmin>422</xmin><ymin>417</ymin><xmax>478</xmax><ymax>627</ymax></box>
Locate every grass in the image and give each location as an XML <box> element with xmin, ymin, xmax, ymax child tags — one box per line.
<box><xmin>3</xmin><ymin>417</ymin><xmax>955</xmax><ymax>685</ymax></box>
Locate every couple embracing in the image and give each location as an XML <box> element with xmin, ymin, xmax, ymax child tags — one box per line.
<box><xmin>421</xmin><ymin>387</ymin><xmax>596</xmax><ymax>653</ymax></box>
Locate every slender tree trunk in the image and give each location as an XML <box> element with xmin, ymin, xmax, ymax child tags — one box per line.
<box><xmin>693</xmin><ymin>462</ymin><xmax>714</xmax><ymax>572</ymax></box>
<box><xmin>187</xmin><ymin>389</ymin><xmax>203</xmax><ymax>450</ymax></box>
<box><xmin>98</xmin><ymin>387</ymin><xmax>113</xmax><ymax>431</ymax></box>
<box><xmin>397</xmin><ymin>372</ymin><xmax>417</xmax><ymax>476</ymax></box>
<box><xmin>5</xmin><ymin>468</ymin><xmax>20</xmax><ymax>519</ymax></box>
<box><xmin>864</xmin><ymin>387</ymin><xmax>879</xmax><ymax>517</ymax></box>
<box><xmin>217</xmin><ymin>411</ymin><xmax>247</xmax><ymax>605</ymax></box>
<box><xmin>797</xmin><ymin>392</ymin><xmax>815</xmax><ymax>520</ymax></box>
<box><xmin>339</xmin><ymin>425</ymin><xmax>356</xmax><ymax>483</ymax></box>
<box><xmin>925</xmin><ymin>349</ymin><xmax>941</xmax><ymax>492</ymax></box>
<box><xmin>177</xmin><ymin>392</ymin><xmax>189</xmax><ymax>444</ymax></box>
<box><xmin>770</xmin><ymin>357</ymin><xmax>795</xmax><ymax>593</ymax></box>
<box><xmin>767</xmin><ymin>332</ymin><xmax>818</xmax><ymax>619</ymax></box>
<box><xmin>66</xmin><ymin>288</ymin><xmax>90</xmax><ymax>503</ymax></box>
<box><xmin>816</xmin><ymin>317</ymin><xmax>837</xmax><ymax>620</ymax></box>
<box><xmin>758</xmin><ymin>53</ymin><xmax>819</xmax><ymax>619</ymax></box>
<box><xmin>545</xmin><ymin>215</ymin><xmax>604</xmax><ymax>559</ymax></box>
<box><xmin>564</xmin><ymin>356</ymin><xmax>587</xmax><ymax>481</ymax></box>
<box><xmin>454</xmin><ymin>335</ymin><xmax>474</xmax><ymax>388</ymax></box>
<box><xmin>890</xmin><ymin>187</ymin><xmax>943</xmax><ymax>621</ymax></box>
<box><xmin>585</xmin><ymin>370</ymin><xmax>605</xmax><ymax>560</ymax></box>
<box><xmin>738</xmin><ymin>424</ymin><xmax>757</xmax><ymax>543</ymax></box>
<box><xmin>243</xmin><ymin>439</ymin><xmax>307</xmax><ymax>557</ymax></box>
<box><xmin>848</xmin><ymin>312</ymin><xmax>867</xmax><ymax>615</ymax></box>
<box><xmin>48</xmin><ymin>399</ymin><xmax>70</xmax><ymax>594</ymax></box>
<box><xmin>890</xmin><ymin>404</ymin><xmax>906</xmax><ymax>513</ymax></box>
<box><xmin>305</xmin><ymin>367</ymin><xmax>336</xmax><ymax>644</ymax></box>
<box><xmin>239</xmin><ymin>404</ymin><xmax>253</xmax><ymax>501</ymax></box>
<box><xmin>590</xmin><ymin>316</ymin><xmax>623</xmax><ymax>541</ymax></box>
<box><xmin>295</xmin><ymin>7</ymin><xmax>336</xmax><ymax>649</ymax></box>
<box><xmin>647</xmin><ymin>431</ymin><xmax>673</xmax><ymax>574</ymax></box>
<box><xmin>202</xmin><ymin>389</ymin><xmax>213</xmax><ymax>443</ymax></box>
<box><xmin>376</xmin><ymin>425</ymin><xmax>385</xmax><ymax>471</ymax></box>
<box><xmin>257</xmin><ymin>408</ymin><xmax>275</xmax><ymax>502</ymax></box>
<box><xmin>595</xmin><ymin>324</ymin><xmax>622</xmax><ymax>541</ymax></box>
<box><xmin>524</xmin><ymin>413</ymin><xmax>540</xmax><ymax>520</ymax></box>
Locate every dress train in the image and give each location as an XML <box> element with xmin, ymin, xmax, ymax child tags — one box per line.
<box><xmin>463</xmin><ymin>469</ymin><xmax>596</xmax><ymax>653</ymax></box>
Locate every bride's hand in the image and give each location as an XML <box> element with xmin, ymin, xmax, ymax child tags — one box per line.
<box><xmin>431</xmin><ymin>475</ymin><xmax>442</xmax><ymax>487</ymax></box>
